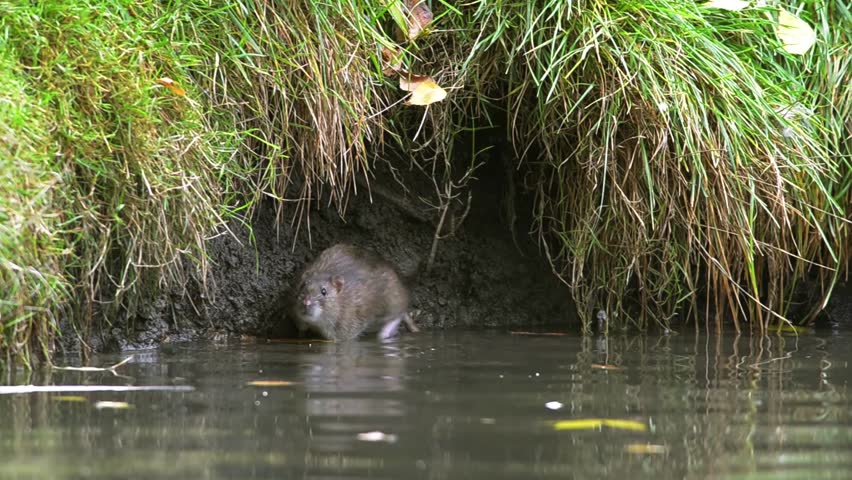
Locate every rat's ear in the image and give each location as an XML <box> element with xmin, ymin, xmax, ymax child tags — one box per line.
<box><xmin>332</xmin><ymin>275</ymin><xmax>345</xmax><ymax>292</ymax></box>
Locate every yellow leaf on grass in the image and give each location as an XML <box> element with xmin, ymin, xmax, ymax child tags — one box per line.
<box><xmin>554</xmin><ymin>418</ymin><xmax>647</xmax><ymax>432</ymax></box>
<box><xmin>156</xmin><ymin>77</ymin><xmax>186</xmax><ymax>96</ymax></box>
<box><xmin>245</xmin><ymin>380</ymin><xmax>297</xmax><ymax>387</ymax></box>
<box><xmin>702</xmin><ymin>0</ymin><xmax>749</xmax><ymax>11</ymax></box>
<box><xmin>400</xmin><ymin>74</ymin><xmax>446</xmax><ymax>106</ymax></box>
<box><xmin>776</xmin><ymin>9</ymin><xmax>816</xmax><ymax>55</ymax></box>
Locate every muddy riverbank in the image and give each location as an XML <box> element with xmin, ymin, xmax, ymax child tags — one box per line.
<box><xmin>66</xmin><ymin>163</ymin><xmax>576</xmax><ymax>353</ymax></box>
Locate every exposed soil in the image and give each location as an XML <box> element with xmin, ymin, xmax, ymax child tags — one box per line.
<box><xmin>70</xmin><ymin>155</ymin><xmax>578</xmax><ymax>352</ymax></box>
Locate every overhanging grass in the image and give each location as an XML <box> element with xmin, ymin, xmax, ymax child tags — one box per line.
<box><xmin>0</xmin><ymin>0</ymin><xmax>850</xmax><ymax>364</ymax></box>
<box><xmin>0</xmin><ymin>50</ymin><xmax>67</xmax><ymax>366</ymax></box>
<box><xmin>458</xmin><ymin>0</ymin><xmax>848</xmax><ymax>331</ymax></box>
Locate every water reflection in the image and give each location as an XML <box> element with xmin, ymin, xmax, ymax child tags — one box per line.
<box><xmin>0</xmin><ymin>330</ymin><xmax>850</xmax><ymax>479</ymax></box>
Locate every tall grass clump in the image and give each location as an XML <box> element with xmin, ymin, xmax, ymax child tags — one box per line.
<box><xmin>0</xmin><ymin>50</ymin><xmax>68</xmax><ymax>365</ymax></box>
<box><xmin>487</xmin><ymin>0</ymin><xmax>847</xmax><ymax>332</ymax></box>
<box><xmin>315</xmin><ymin>0</ymin><xmax>849</xmax><ymax>331</ymax></box>
<box><xmin>162</xmin><ymin>1</ymin><xmax>400</xmax><ymax>225</ymax></box>
<box><xmin>0</xmin><ymin>1</ymin><xmax>232</xmax><ymax>362</ymax></box>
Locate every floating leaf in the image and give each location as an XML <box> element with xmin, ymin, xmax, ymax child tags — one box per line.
<box><xmin>545</xmin><ymin>401</ymin><xmax>564</xmax><ymax>410</ymax></box>
<box><xmin>554</xmin><ymin>418</ymin><xmax>647</xmax><ymax>432</ymax></box>
<box><xmin>51</xmin><ymin>395</ymin><xmax>87</xmax><ymax>402</ymax></box>
<box><xmin>357</xmin><ymin>431</ymin><xmax>398</xmax><ymax>443</ymax></box>
<box><xmin>405</xmin><ymin>0</ymin><xmax>433</xmax><ymax>40</ymax></box>
<box><xmin>245</xmin><ymin>380</ymin><xmax>297</xmax><ymax>387</ymax></box>
<box><xmin>625</xmin><ymin>444</ymin><xmax>668</xmax><ymax>454</ymax></box>
<box><xmin>400</xmin><ymin>74</ymin><xmax>447</xmax><ymax>106</ymax></box>
<box><xmin>94</xmin><ymin>401</ymin><xmax>133</xmax><ymax>410</ymax></box>
<box><xmin>591</xmin><ymin>363</ymin><xmax>621</xmax><ymax>370</ymax></box>
<box><xmin>776</xmin><ymin>9</ymin><xmax>816</xmax><ymax>55</ymax></box>
<box><xmin>156</xmin><ymin>77</ymin><xmax>186</xmax><ymax>96</ymax></box>
<box><xmin>702</xmin><ymin>0</ymin><xmax>749</xmax><ymax>11</ymax></box>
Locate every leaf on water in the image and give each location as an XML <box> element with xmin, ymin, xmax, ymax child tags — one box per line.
<box><xmin>357</xmin><ymin>431</ymin><xmax>398</xmax><ymax>443</ymax></box>
<box><xmin>591</xmin><ymin>363</ymin><xmax>621</xmax><ymax>370</ymax></box>
<box><xmin>510</xmin><ymin>331</ymin><xmax>567</xmax><ymax>336</ymax></box>
<box><xmin>554</xmin><ymin>418</ymin><xmax>648</xmax><ymax>432</ymax></box>
<box><xmin>156</xmin><ymin>77</ymin><xmax>186</xmax><ymax>96</ymax></box>
<box><xmin>776</xmin><ymin>9</ymin><xmax>816</xmax><ymax>55</ymax></box>
<box><xmin>405</xmin><ymin>0</ymin><xmax>433</xmax><ymax>40</ymax></box>
<box><xmin>701</xmin><ymin>0</ymin><xmax>749</xmax><ymax>11</ymax></box>
<box><xmin>625</xmin><ymin>443</ymin><xmax>668</xmax><ymax>454</ymax></box>
<box><xmin>545</xmin><ymin>401</ymin><xmax>564</xmax><ymax>410</ymax></box>
<box><xmin>554</xmin><ymin>419</ymin><xmax>604</xmax><ymax>431</ymax></box>
<box><xmin>51</xmin><ymin>395</ymin><xmax>87</xmax><ymax>402</ymax></box>
<box><xmin>94</xmin><ymin>401</ymin><xmax>133</xmax><ymax>410</ymax></box>
<box><xmin>400</xmin><ymin>74</ymin><xmax>447</xmax><ymax>106</ymax></box>
<box><xmin>602</xmin><ymin>419</ymin><xmax>648</xmax><ymax>431</ymax></box>
<box><xmin>245</xmin><ymin>380</ymin><xmax>297</xmax><ymax>387</ymax></box>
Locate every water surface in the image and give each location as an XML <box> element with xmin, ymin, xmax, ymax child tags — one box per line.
<box><xmin>1</xmin><ymin>330</ymin><xmax>850</xmax><ymax>479</ymax></box>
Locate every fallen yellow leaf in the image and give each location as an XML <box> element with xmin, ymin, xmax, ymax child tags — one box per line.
<box><xmin>400</xmin><ymin>74</ymin><xmax>447</xmax><ymax>106</ymax></box>
<box><xmin>157</xmin><ymin>77</ymin><xmax>186</xmax><ymax>96</ymax></box>
<box><xmin>776</xmin><ymin>8</ymin><xmax>816</xmax><ymax>55</ymax></box>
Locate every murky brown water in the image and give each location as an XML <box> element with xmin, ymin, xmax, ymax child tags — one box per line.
<box><xmin>1</xmin><ymin>330</ymin><xmax>850</xmax><ymax>479</ymax></box>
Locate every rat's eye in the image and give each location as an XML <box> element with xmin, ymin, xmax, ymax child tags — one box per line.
<box><xmin>320</xmin><ymin>287</ymin><xmax>328</xmax><ymax>296</ymax></box>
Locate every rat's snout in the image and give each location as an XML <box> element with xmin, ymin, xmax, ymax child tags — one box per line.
<box><xmin>303</xmin><ymin>297</ymin><xmax>313</xmax><ymax>308</ymax></box>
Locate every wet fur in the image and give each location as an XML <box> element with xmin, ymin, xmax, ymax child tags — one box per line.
<box><xmin>292</xmin><ymin>244</ymin><xmax>412</xmax><ymax>341</ymax></box>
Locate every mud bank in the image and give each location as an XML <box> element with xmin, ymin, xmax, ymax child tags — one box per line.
<box><xmin>68</xmin><ymin>164</ymin><xmax>576</xmax><ymax>352</ymax></box>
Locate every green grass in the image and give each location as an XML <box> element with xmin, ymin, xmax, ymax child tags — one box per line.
<box><xmin>1</xmin><ymin>0</ymin><xmax>850</xmax><ymax>363</ymax></box>
<box><xmin>0</xmin><ymin>1</ymin><xmax>233</xmax><ymax>364</ymax></box>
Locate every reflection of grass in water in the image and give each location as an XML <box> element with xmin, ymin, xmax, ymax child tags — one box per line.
<box><xmin>1</xmin><ymin>1</ymin><xmax>851</xmax><ymax>364</ymax></box>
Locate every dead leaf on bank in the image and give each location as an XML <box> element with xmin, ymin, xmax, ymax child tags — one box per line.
<box><xmin>156</xmin><ymin>77</ymin><xmax>186</xmax><ymax>96</ymax></box>
<box><xmin>776</xmin><ymin>8</ymin><xmax>816</xmax><ymax>55</ymax></box>
<box><xmin>405</xmin><ymin>0</ymin><xmax>433</xmax><ymax>40</ymax></box>
<box><xmin>400</xmin><ymin>74</ymin><xmax>447</xmax><ymax>106</ymax></box>
<box><xmin>382</xmin><ymin>47</ymin><xmax>404</xmax><ymax>76</ymax></box>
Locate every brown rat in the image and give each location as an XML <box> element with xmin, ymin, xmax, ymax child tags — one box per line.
<box><xmin>291</xmin><ymin>243</ymin><xmax>418</xmax><ymax>341</ymax></box>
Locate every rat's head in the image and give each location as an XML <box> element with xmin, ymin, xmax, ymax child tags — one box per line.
<box><xmin>295</xmin><ymin>274</ymin><xmax>344</xmax><ymax>324</ymax></box>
